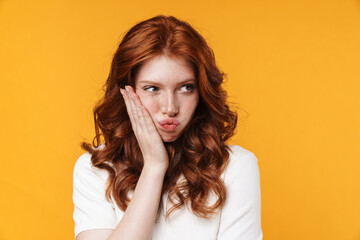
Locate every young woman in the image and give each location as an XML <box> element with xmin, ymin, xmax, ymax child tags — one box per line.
<box><xmin>73</xmin><ymin>15</ymin><xmax>263</xmax><ymax>240</ymax></box>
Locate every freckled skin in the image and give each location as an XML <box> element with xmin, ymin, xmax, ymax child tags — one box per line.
<box><xmin>134</xmin><ymin>55</ymin><xmax>199</xmax><ymax>142</ymax></box>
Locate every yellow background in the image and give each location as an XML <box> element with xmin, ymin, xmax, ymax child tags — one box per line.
<box><xmin>1</xmin><ymin>0</ymin><xmax>359</xmax><ymax>239</ymax></box>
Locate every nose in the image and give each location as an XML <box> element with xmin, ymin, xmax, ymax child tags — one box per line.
<box><xmin>161</xmin><ymin>91</ymin><xmax>179</xmax><ymax>117</ymax></box>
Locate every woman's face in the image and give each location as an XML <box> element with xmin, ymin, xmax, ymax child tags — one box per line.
<box><xmin>134</xmin><ymin>55</ymin><xmax>199</xmax><ymax>142</ymax></box>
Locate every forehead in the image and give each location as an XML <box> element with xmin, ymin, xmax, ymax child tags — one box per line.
<box><xmin>135</xmin><ymin>55</ymin><xmax>196</xmax><ymax>85</ymax></box>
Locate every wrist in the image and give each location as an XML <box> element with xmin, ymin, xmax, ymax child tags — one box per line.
<box><xmin>142</xmin><ymin>163</ymin><xmax>168</xmax><ymax>175</ymax></box>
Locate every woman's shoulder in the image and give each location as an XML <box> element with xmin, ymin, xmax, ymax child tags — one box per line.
<box><xmin>227</xmin><ymin>144</ymin><xmax>257</xmax><ymax>157</ymax></box>
<box><xmin>73</xmin><ymin>150</ymin><xmax>109</xmax><ymax>184</ymax></box>
<box><xmin>223</xmin><ymin>145</ymin><xmax>260</xmax><ymax>181</ymax></box>
<box><xmin>226</xmin><ymin>145</ymin><xmax>258</xmax><ymax>164</ymax></box>
<box><xmin>74</xmin><ymin>152</ymin><xmax>92</xmax><ymax>170</ymax></box>
<box><xmin>217</xmin><ymin>145</ymin><xmax>262</xmax><ymax>239</ymax></box>
<box><xmin>72</xmin><ymin>150</ymin><xmax>117</xmax><ymax>237</ymax></box>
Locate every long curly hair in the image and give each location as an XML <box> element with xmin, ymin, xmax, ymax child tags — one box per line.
<box><xmin>81</xmin><ymin>15</ymin><xmax>238</xmax><ymax>219</ymax></box>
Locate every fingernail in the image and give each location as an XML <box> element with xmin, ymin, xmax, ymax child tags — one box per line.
<box><xmin>120</xmin><ymin>88</ymin><xmax>124</xmax><ymax>95</ymax></box>
<box><xmin>125</xmin><ymin>86</ymin><xmax>129</xmax><ymax>92</ymax></box>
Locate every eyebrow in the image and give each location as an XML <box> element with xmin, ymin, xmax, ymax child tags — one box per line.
<box><xmin>137</xmin><ymin>79</ymin><xmax>197</xmax><ymax>86</ymax></box>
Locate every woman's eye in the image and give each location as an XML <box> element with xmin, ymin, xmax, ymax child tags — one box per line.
<box><xmin>180</xmin><ymin>84</ymin><xmax>195</xmax><ymax>92</ymax></box>
<box><xmin>144</xmin><ymin>86</ymin><xmax>159</xmax><ymax>92</ymax></box>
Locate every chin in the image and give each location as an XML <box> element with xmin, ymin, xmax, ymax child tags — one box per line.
<box><xmin>160</xmin><ymin>133</ymin><xmax>180</xmax><ymax>143</ymax></box>
<box><xmin>161</xmin><ymin>136</ymin><xmax>178</xmax><ymax>143</ymax></box>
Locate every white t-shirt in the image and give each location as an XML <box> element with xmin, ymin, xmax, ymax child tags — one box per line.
<box><xmin>73</xmin><ymin>145</ymin><xmax>263</xmax><ymax>239</ymax></box>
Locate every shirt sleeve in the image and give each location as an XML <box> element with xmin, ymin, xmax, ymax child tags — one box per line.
<box><xmin>72</xmin><ymin>152</ymin><xmax>118</xmax><ymax>237</ymax></box>
<box><xmin>217</xmin><ymin>146</ymin><xmax>263</xmax><ymax>240</ymax></box>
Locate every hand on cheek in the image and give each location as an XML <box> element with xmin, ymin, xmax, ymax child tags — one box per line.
<box><xmin>120</xmin><ymin>85</ymin><xmax>169</xmax><ymax>171</ymax></box>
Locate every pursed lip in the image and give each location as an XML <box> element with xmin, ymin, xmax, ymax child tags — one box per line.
<box><xmin>158</xmin><ymin>118</ymin><xmax>180</xmax><ymax>126</ymax></box>
<box><xmin>158</xmin><ymin>118</ymin><xmax>180</xmax><ymax>131</ymax></box>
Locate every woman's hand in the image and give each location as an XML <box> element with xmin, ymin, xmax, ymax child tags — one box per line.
<box><xmin>120</xmin><ymin>85</ymin><xmax>169</xmax><ymax>171</ymax></box>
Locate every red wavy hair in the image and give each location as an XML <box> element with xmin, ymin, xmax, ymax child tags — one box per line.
<box><xmin>81</xmin><ymin>15</ymin><xmax>238</xmax><ymax>219</ymax></box>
